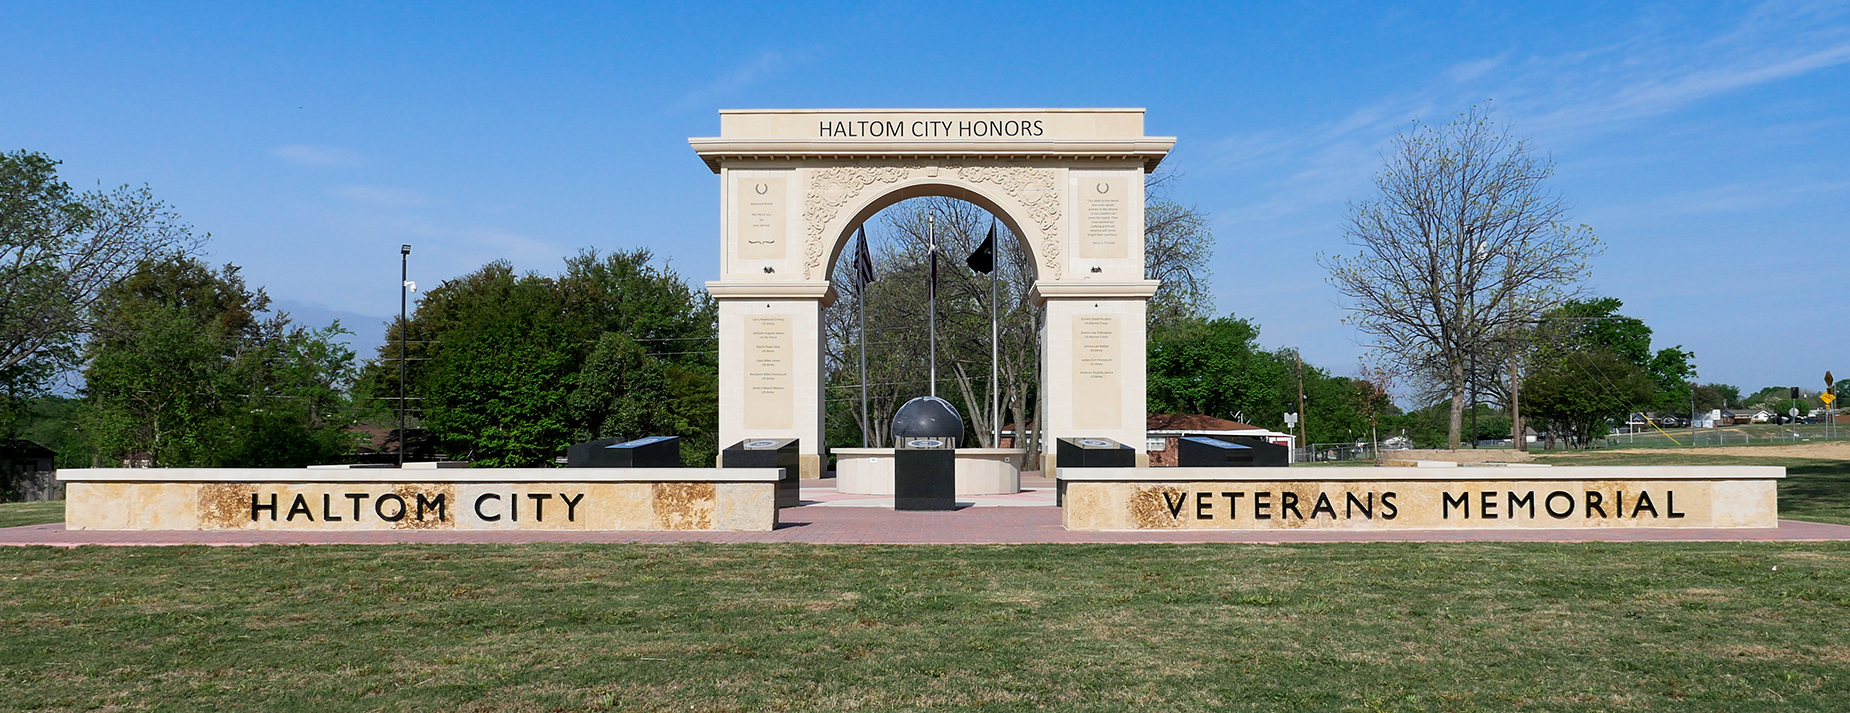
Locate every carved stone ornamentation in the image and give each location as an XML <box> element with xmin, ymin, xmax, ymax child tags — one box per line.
<box><xmin>801</xmin><ymin>165</ymin><xmax>912</xmax><ymax>279</ymax></box>
<box><xmin>954</xmin><ymin>165</ymin><xmax>1063</xmax><ymax>278</ymax></box>
<box><xmin>801</xmin><ymin>162</ymin><xmax>1064</xmax><ymax>279</ymax></box>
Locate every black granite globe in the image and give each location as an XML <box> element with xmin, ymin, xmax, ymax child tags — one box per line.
<box><xmin>891</xmin><ymin>396</ymin><xmax>964</xmax><ymax>441</ymax></box>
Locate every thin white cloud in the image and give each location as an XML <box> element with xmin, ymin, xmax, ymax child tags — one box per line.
<box><xmin>1446</xmin><ymin>55</ymin><xmax>1505</xmax><ymax>82</ymax></box>
<box><xmin>1630</xmin><ymin>177</ymin><xmax>1850</xmax><ymax>215</ymax></box>
<box><xmin>670</xmin><ymin>50</ymin><xmax>793</xmax><ymax>112</ymax></box>
<box><xmin>1196</xmin><ymin>1</ymin><xmax>1850</xmax><ymax>226</ymax></box>
<box><xmin>271</xmin><ymin>144</ymin><xmax>364</xmax><ymax>166</ymax></box>
<box><xmin>332</xmin><ymin>184</ymin><xmax>441</xmax><ymax>208</ymax></box>
<box><xmin>382</xmin><ymin>217</ymin><xmax>563</xmax><ymax>262</ymax></box>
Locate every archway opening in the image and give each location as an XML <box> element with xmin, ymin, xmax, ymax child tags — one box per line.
<box><xmin>823</xmin><ymin>194</ymin><xmax>1045</xmax><ymax>465</ymax></box>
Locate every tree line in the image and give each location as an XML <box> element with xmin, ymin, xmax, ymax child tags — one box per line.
<box><xmin>14</xmin><ymin>115</ymin><xmax>1800</xmax><ymax>486</ymax></box>
<box><xmin>0</xmin><ymin>150</ymin><xmax>721</xmax><ymax>479</ymax></box>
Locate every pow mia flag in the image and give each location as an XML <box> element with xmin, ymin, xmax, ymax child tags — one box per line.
<box><xmin>966</xmin><ymin>221</ymin><xmax>996</xmax><ymax>274</ymax></box>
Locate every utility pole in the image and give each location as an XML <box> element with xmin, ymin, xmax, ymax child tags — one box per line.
<box><xmin>1296</xmin><ymin>350</ymin><xmax>1307</xmax><ymax>456</ymax></box>
<box><xmin>1510</xmin><ymin>355</ymin><xmax>1524</xmax><ymax>452</ymax></box>
<box><xmin>398</xmin><ymin>244</ymin><xmax>411</xmax><ymax>467</ymax></box>
<box><xmin>1469</xmin><ymin>352</ymin><xmax>1478</xmax><ymax>449</ymax></box>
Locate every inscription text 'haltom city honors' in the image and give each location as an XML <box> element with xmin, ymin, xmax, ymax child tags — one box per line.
<box><xmin>818</xmin><ymin>118</ymin><xmax>1048</xmax><ymax>139</ymax></box>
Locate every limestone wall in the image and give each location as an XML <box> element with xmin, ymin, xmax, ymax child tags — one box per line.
<box><xmin>60</xmin><ymin>468</ymin><xmax>780</xmax><ymax>532</ymax></box>
<box><xmin>1060</xmin><ymin>466</ymin><xmax>1781</xmax><ymax>530</ymax></box>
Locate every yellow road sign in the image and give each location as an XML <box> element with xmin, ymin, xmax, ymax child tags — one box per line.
<box><xmin>1824</xmin><ymin>393</ymin><xmax>1838</xmax><ymax>405</ymax></box>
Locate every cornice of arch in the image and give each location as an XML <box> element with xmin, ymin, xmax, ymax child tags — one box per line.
<box><xmin>688</xmin><ymin>139</ymin><xmax>1176</xmax><ymax>173</ymax></box>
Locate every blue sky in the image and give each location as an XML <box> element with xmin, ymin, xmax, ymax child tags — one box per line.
<box><xmin>3</xmin><ymin>1</ymin><xmax>1846</xmax><ymax>399</ymax></box>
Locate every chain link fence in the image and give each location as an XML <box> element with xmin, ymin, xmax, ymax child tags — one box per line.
<box><xmin>1600</xmin><ymin>422</ymin><xmax>1849</xmax><ymax>449</ymax></box>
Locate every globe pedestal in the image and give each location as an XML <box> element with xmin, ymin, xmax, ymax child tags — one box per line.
<box><xmin>833</xmin><ymin>449</ymin><xmax>1025</xmax><ymax>496</ymax></box>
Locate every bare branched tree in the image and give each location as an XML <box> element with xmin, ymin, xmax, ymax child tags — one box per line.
<box><xmin>826</xmin><ymin>197</ymin><xmax>1040</xmax><ymax>451</ymax></box>
<box><xmin>825</xmin><ymin>177</ymin><xmax>1215</xmax><ymax>462</ymax></box>
<box><xmin>1321</xmin><ymin>106</ymin><xmax>1601</xmax><ymax>449</ymax></box>
<box><xmin>1144</xmin><ymin>171</ymin><xmax>1215</xmax><ymax>327</ymax></box>
<box><xmin>1</xmin><ymin>151</ymin><xmax>204</xmax><ymax>385</ymax></box>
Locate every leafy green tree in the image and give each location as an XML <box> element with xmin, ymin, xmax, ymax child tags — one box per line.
<box><xmin>1535</xmin><ymin>298</ymin><xmax>1695</xmax><ymax>413</ymax></box>
<box><xmin>1692</xmin><ymin>383</ymin><xmax>1739</xmax><ymax>412</ymax></box>
<box><xmin>80</xmin><ymin>258</ymin><xmax>358</xmax><ymax>466</ymax></box>
<box><xmin>416</xmin><ymin>266</ymin><xmax>579</xmax><ymax>467</ymax></box>
<box><xmin>560</xmin><ymin>250</ymin><xmax>717</xmax><ymax>354</ymax></box>
<box><xmin>1</xmin><ymin>151</ymin><xmax>203</xmax><ymax>398</ymax></box>
<box><xmin>217</xmin><ymin>322</ymin><xmax>364</xmax><ymax>467</ymax></box>
<box><xmin>1146</xmin><ymin>315</ymin><xmax>1286</xmax><ymax>424</ymax></box>
<box><xmin>1281</xmin><ymin>356</ymin><xmax>1399</xmax><ymax>446</ymax></box>
<box><xmin>366</xmin><ymin>249</ymin><xmax>719</xmax><ymax>467</ymax></box>
<box><xmin>1522</xmin><ymin>349</ymin><xmax>1655</xmax><ymax>448</ymax></box>
<box><xmin>1744</xmin><ymin>386</ymin><xmax>1790</xmax><ymax>410</ymax></box>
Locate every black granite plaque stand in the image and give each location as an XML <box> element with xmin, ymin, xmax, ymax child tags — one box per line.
<box><xmin>723</xmin><ymin>438</ymin><xmax>800</xmax><ymax>508</ymax></box>
<box><xmin>1177</xmin><ymin>436</ymin><xmax>1254</xmax><ymax>467</ymax></box>
<box><xmin>1055</xmin><ymin>437</ymin><xmax>1136</xmax><ymax>468</ymax></box>
<box><xmin>894</xmin><ymin>449</ymin><xmax>956</xmax><ymax>511</ymax></box>
<box><xmin>1054</xmin><ymin>437</ymin><xmax>1135</xmax><ymax>505</ymax></box>
<box><xmin>1216</xmin><ymin>435</ymin><xmax>1290</xmax><ymax>466</ymax></box>
<box><xmin>567</xmin><ymin>436</ymin><xmax>681</xmax><ymax>468</ymax></box>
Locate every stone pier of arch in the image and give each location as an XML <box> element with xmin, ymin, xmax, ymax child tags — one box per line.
<box><xmin>691</xmin><ymin>108</ymin><xmax>1175</xmax><ymax>478</ymax></box>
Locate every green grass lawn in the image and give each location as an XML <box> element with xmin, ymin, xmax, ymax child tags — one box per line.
<box><xmin>3</xmin><ymin>453</ymin><xmax>1846</xmax><ymax>710</ymax></box>
<box><xmin>0</xmin><ymin>500</ymin><xmax>62</xmax><ymax>528</ymax></box>
<box><xmin>2</xmin><ymin>542</ymin><xmax>1849</xmax><ymax>712</ymax></box>
<box><xmin>1534</xmin><ymin>451</ymin><xmax>1850</xmax><ymax>526</ymax></box>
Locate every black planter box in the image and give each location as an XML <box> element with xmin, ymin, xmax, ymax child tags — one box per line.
<box><xmin>567</xmin><ymin>436</ymin><xmax>681</xmax><ymax>468</ymax></box>
<box><xmin>723</xmin><ymin>438</ymin><xmax>800</xmax><ymax>508</ymax></box>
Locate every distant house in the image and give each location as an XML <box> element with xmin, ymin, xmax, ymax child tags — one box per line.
<box><xmin>2</xmin><ymin>440</ymin><xmax>61</xmax><ymax>502</ymax></box>
<box><xmin>1723</xmin><ymin>409</ymin><xmax>1772</xmax><ymax>425</ymax></box>
<box><xmin>1145</xmin><ymin>414</ymin><xmax>1295</xmax><ymax>466</ymax></box>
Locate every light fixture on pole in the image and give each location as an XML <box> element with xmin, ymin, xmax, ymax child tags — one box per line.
<box><xmin>399</xmin><ymin>244</ymin><xmax>411</xmax><ymax>467</ymax></box>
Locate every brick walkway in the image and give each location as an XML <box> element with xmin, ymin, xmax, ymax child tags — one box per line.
<box><xmin>4</xmin><ymin>506</ymin><xmax>1849</xmax><ymax>546</ymax></box>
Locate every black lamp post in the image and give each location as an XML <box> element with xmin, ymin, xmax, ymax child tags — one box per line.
<box><xmin>399</xmin><ymin>244</ymin><xmax>410</xmax><ymax>466</ymax></box>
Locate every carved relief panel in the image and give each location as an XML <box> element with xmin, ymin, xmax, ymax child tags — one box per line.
<box><xmin>799</xmin><ymin>162</ymin><xmax>1066</xmax><ymax>280</ymax></box>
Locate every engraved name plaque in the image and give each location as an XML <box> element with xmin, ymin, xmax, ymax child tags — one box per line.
<box><xmin>744</xmin><ymin>316</ymin><xmax>794</xmax><ymax>429</ymax></box>
<box><xmin>738</xmin><ymin>177</ymin><xmax>786</xmax><ymax>260</ymax></box>
<box><xmin>1073</xmin><ymin>315</ymin><xmax>1122</xmax><ymax>428</ymax></box>
<box><xmin>1079</xmin><ymin>176</ymin><xmax>1128</xmax><ymax>259</ymax></box>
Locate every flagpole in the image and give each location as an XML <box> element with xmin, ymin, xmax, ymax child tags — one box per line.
<box><xmin>990</xmin><ymin>251</ymin><xmax>998</xmax><ymax>448</ymax></box>
<box><xmin>858</xmin><ymin>259</ymin><xmax>870</xmax><ymax>448</ymax></box>
<box><xmin>928</xmin><ymin>212</ymin><xmax>937</xmax><ymax>399</ymax></box>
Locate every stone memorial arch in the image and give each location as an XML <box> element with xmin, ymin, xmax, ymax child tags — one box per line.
<box><xmin>691</xmin><ymin>109</ymin><xmax>1174</xmax><ymax>478</ymax></box>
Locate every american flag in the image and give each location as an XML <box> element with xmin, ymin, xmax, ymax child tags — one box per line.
<box><xmin>852</xmin><ymin>225</ymin><xmax>875</xmax><ymax>291</ymax></box>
